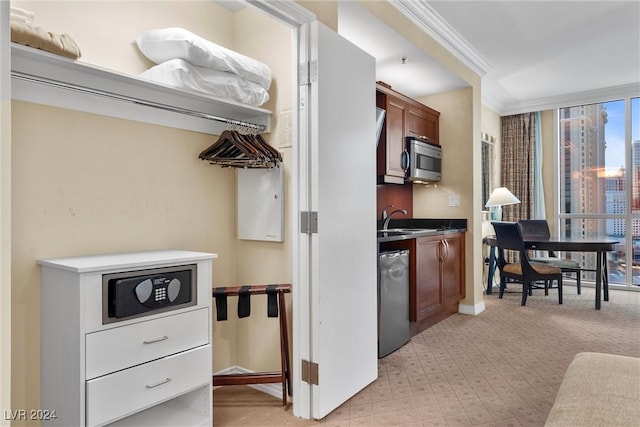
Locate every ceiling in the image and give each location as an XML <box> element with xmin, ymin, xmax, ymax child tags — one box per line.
<box><xmin>338</xmin><ymin>1</ymin><xmax>640</xmax><ymax>115</ymax></box>
<box><xmin>337</xmin><ymin>2</ymin><xmax>470</xmax><ymax>100</ymax></box>
<box><xmin>218</xmin><ymin>1</ymin><xmax>639</xmax><ymax>115</ymax></box>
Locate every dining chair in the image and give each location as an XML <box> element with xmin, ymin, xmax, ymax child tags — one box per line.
<box><xmin>492</xmin><ymin>221</ymin><xmax>563</xmax><ymax>306</ymax></box>
<box><xmin>518</xmin><ymin>219</ymin><xmax>582</xmax><ymax>294</ymax></box>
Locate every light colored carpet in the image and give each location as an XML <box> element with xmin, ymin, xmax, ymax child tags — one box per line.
<box><xmin>213</xmin><ymin>286</ymin><xmax>640</xmax><ymax>426</ymax></box>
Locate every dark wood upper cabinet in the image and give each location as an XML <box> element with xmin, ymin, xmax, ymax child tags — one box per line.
<box><xmin>406</xmin><ymin>104</ymin><xmax>439</xmax><ymax>144</ymax></box>
<box><xmin>377</xmin><ymin>91</ymin><xmax>406</xmax><ymax>184</ymax></box>
<box><xmin>376</xmin><ymin>90</ymin><xmax>405</xmax><ymax>184</ymax></box>
<box><xmin>376</xmin><ymin>83</ymin><xmax>440</xmax><ymax>184</ymax></box>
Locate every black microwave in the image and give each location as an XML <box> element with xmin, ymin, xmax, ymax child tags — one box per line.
<box><xmin>406</xmin><ymin>136</ymin><xmax>441</xmax><ymax>183</ymax></box>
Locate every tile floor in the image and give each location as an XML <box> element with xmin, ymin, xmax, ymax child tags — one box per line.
<box><xmin>214</xmin><ymin>286</ymin><xmax>640</xmax><ymax>426</ymax></box>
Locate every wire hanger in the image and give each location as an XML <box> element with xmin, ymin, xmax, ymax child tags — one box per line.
<box><xmin>198</xmin><ymin>128</ymin><xmax>282</xmax><ymax>169</ymax></box>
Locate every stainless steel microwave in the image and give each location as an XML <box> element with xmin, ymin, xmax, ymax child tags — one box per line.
<box><xmin>406</xmin><ymin>136</ymin><xmax>441</xmax><ymax>183</ymax></box>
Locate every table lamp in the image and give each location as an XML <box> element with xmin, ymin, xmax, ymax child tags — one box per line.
<box><xmin>485</xmin><ymin>187</ymin><xmax>520</xmax><ymax>221</ymax></box>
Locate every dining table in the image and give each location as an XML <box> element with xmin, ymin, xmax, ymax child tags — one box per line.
<box><xmin>483</xmin><ymin>235</ymin><xmax>619</xmax><ymax>309</ymax></box>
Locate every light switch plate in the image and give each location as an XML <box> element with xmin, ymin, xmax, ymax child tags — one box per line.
<box><xmin>448</xmin><ymin>194</ymin><xmax>460</xmax><ymax>207</ymax></box>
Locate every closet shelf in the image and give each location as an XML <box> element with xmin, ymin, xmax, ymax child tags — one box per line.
<box><xmin>10</xmin><ymin>43</ymin><xmax>271</xmax><ymax>135</ymax></box>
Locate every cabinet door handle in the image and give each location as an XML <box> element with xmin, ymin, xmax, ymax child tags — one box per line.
<box><xmin>143</xmin><ymin>335</ymin><xmax>168</xmax><ymax>345</ymax></box>
<box><xmin>443</xmin><ymin>239</ymin><xmax>450</xmax><ymax>261</ymax></box>
<box><xmin>145</xmin><ymin>378</ymin><xmax>172</xmax><ymax>389</ymax></box>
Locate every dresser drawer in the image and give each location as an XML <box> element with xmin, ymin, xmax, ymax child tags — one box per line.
<box><xmin>86</xmin><ymin>345</ymin><xmax>211</xmax><ymax>427</ymax></box>
<box><xmin>86</xmin><ymin>308</ymin><xmax>209</xmax><ymax>379</ymax></box>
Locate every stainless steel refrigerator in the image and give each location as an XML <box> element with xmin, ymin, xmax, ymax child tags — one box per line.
<box><xmin>378</xmin><ymin>250</ymin><xmax>410</xmax><ymax>358</ymax></box>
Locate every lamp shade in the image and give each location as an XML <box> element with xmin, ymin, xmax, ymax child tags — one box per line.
<box><xmin>485</xmin><ymin>187</ymin><xmax>520</xmax><ymax>207</ymax></box>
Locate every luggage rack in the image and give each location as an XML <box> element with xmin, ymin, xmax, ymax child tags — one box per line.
<box><xmin>212</xmin><ymin>284</ymin><xmax>291</xmax><ymax>406</ymax></box>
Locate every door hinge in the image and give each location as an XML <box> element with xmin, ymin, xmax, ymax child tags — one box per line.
<box><xmin>299</xmin><ymin>61</ymin><xmax>318</xmax><ymax>86</ymax></box>
<box><xmin>301</xmin><ymin>359</ymin><xmax>319</xmax><ymax>385</ymax></box>
<box><xmin>300</xmin><ymin>211</ymin><xmax>318</xmax><ymax>234</ymax></box>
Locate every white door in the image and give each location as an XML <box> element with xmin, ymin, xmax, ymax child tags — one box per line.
<box><xmin>0</xmin><ymin>2</ymin><xmax>11</xmax><ymax>416</ymax></box>
<box><xmin>294</xmin><ymin>21</ymin><xmax>377</xmax><ymax>419</ymax></box>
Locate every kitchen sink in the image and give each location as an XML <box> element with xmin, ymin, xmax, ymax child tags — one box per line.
<box><xmin>377</xmin><ymin>228</ymin><xmax>439</xmax><ymax>239</ymax></box>
<box><xmin>377</xmin><ymin>230</ymin><xmax>408</xmax><ymax>238</ymax></box>
<box><xmin>381</xmin><ymin>228</ymin><xmax>438</xmax><ymax>234</ymax></box>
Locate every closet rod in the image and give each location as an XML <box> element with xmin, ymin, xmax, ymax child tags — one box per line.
<box><xmin>11</xmin><ymin>71</ymin><xmax>268</xmax><ymax>132</ymax></box>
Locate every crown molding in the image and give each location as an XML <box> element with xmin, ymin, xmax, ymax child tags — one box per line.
<box><xmin>389</xmin><ymin>0</ymin><xmax>490</xmax><ymax>77</ymax></box>
<box><xmin>481</xmin><ymin>91</ymin><xmax>504</xmax><ymax>116</ymax></box>
<box><xmin>246</xmin><ymin>0</ymin><xmax>316</xmax><ymax>27</ymax></box>
<box><xmin>499</xmin><ymin>82</ymin><xmax>640</xmax><ymax>116</ymax></box>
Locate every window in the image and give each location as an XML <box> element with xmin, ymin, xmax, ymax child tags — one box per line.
<box><xmin>558</xmin><ymin>97</ymin><xmax>640</xmax><ymax>286</ymax></box>
<box><xmin>481</xmin><ymin>134</ymin><xmax>495</xmax><ymax>211</ymax></box>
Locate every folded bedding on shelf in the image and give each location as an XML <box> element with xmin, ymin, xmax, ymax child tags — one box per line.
<box><xmin>136</xmin><ymin>27</ymin><xmax>272</xmax><ymax>90</ymax></box>
<box><xmin>10</xmin><ymin>14</ymin><xmax>32</xmax><ymax>26</ymax></box>
<box><xmin>11</xmin><ymin>21</ymin><xmax>81</xmax><ymax>60</ymax></box>
<box><xmin>10</xmin><ymin>6</ymin><xmax>35</xmax><ymax>25</ymax></box>
<box><xmin>139</xmin><ymin>58</ymin><xmax>269</xmax><ymax>106</ymax></box>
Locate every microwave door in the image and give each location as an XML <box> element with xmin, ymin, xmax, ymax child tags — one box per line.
<box><xmin>416</xmin><ymin>152</ymin><xmax>441</xmax><ymax>174</ymax></box>
<box><xmin>409</xmin><ymin>140</ymin><xmax>441</xmax><ymax>182</ymax></box>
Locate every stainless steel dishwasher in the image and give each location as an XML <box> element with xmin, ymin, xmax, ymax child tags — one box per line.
<box><xmin>378</xmin><ymin>249</ymin><xmax>410</xmax><ymax>358</ymax></box>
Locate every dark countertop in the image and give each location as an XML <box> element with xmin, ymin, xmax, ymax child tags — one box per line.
<box><xmin>377</xmin><ymin>218</ymin><xmax>467</xmax><ymax>243</ymax></box>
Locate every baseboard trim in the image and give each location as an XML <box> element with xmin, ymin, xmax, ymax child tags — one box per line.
<box><xmin>459</xmin><ymin>301</ymin><xmax>486</xmax><ymax>316</ymax></box>
<box><xmin>213</xmin><ymin>365</ymin><xmax>287</xmax><ymax>402</ymax></box>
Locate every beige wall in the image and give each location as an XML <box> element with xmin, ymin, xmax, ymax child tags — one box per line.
<box><xmin>230</xmin><ymin>6</ymin><xmax>293</xmax><ymax>374</ymax></box>
<box><xmin>12</xmin><ymin>101</ymin><xmax>238</xmax><ymax>416</ymax></box>
<box><xmin>354</xmin><ymin>0</ymin><xmax>484</xmax><ymax>311</ymax></box>
<box><xmin>481</xmin><ymin>103</ymin><xmax>502</xmax><ymax>188</ymax></box>
<box><xmin>10</xmin><ymin>1</ymin><xmax>292</xmax><ymax>419</ymax></box>
<box><xmin>9</xmin><ymin>0</ymin><xmax>489</xmax><ymax>417</ymax></box>
<box><xmin>414</xmin><ymin>88</ymin><xmax>474</xmax><ymax>219</ymax></box>
<box><xmin>297</xmin><ymin>0</ymin><xmax>338</xmax><ymax>31</ymax></box>
<box><xmin>13</xmin><ymin>0</ymin><xmax>235</xmax><ymax>75</ymax></box>
<box><xmin>415</xmin><ymin>88</ymin><xmax>485</xmax><ymax>308</ymax></box>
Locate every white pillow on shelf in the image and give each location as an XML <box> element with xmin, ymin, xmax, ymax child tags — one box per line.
<box><xmin>136</xmin><ymin>27</ymin><xmax>272</xmax><ymax>90</ymax></box>
<box><xmin>139</xmin><ymin>58</ymin><xmax>270</xmax><ymax>107</ymax></box>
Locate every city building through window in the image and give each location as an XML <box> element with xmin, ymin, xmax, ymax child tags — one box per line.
<box><xmin>558</xmin><ymin>97</ymin><xmax>640</xmax><ymax>286</ymax></box>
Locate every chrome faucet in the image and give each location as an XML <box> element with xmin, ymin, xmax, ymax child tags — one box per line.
<box><xmin>382</xmin><ymin>209</ymin><xmax>407</xmax><ymax>230</ymax></box>
<box><xmin>380</xmin><ymin>205</ymin><xmax>393</xmax><ymax>221</ymax></box>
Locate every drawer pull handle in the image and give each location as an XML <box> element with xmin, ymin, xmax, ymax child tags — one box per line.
<box><xmin>143</xmin><ymin>335</ymin><xmax>168</xmax><ymax>345</ymax></box>
<box><xmin>146</xmin><ymin>378</ymin><xmax>172</xmax><ymax>389</ymax></box>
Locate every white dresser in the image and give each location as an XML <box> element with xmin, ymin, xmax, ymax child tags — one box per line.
<box><xmin>38</xmin><ymin>250</ymin><xmax>216</xmax><ymax>426</ymax></box>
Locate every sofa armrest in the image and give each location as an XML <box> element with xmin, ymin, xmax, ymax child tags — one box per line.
<box><xmin>545</xmin><ymin>352</ymin><xmax>640</xmax><ymax>427</ymax></box>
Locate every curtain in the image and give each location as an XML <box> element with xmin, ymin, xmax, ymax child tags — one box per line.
<box><xmin>501</xmin><ymin>112</ymin><xmax>537</xmax><ymax>222</ymax></box>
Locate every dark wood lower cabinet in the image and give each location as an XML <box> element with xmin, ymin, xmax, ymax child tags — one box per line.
<box><xmin>413</xmin><ymin>237</ymin><xmax>443</xmax><ymax>322</ymax></box>
<box><xmin>381</xmin><ymin>232</ymin><xmax>465</xmax><ymax>336</ymax></box>
<box><xmin>441</xmin><ymin>233</ymin><xmax>465</xmax><ymax>307</ymax></box>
